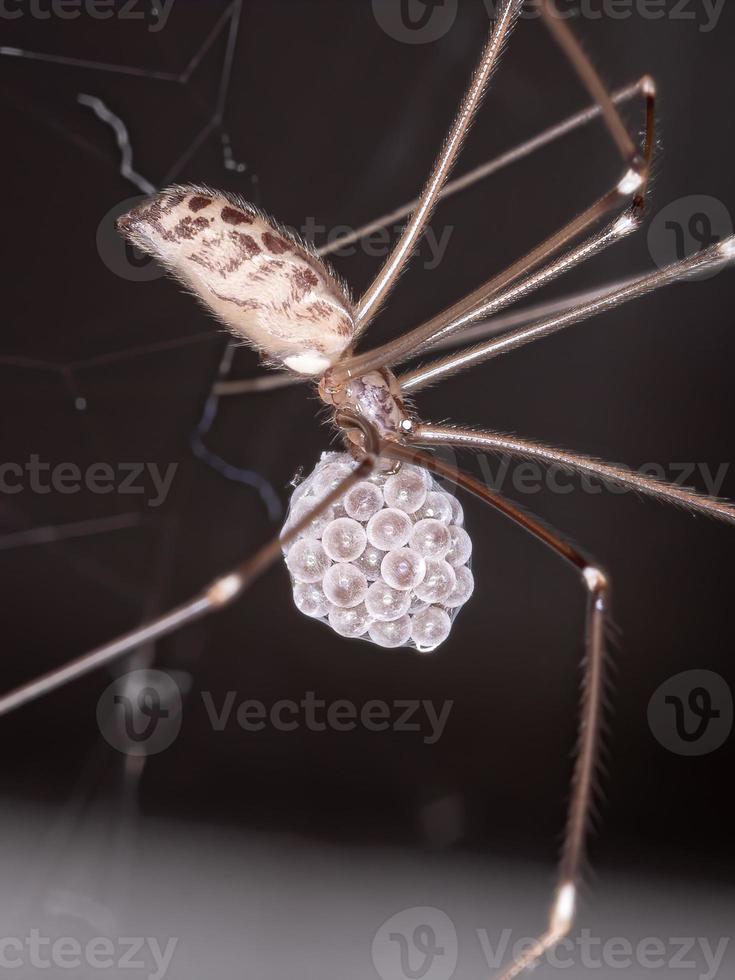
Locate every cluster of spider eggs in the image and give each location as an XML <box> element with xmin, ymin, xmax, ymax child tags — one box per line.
<box><xmin>281</xmin><ymin>452</ymin><xmax>473</xmax><ymax>651</ymax></box>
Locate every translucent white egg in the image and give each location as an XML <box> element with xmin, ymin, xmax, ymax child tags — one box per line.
<box><xmin>365</xmin><ymin>580</ymin><xmax>412</xmax><ymax>622</ymax></box>
<box><xmin>282</xmin><ymin>452</ymin><xmax>474</xmax><ymax>652</ymax></box>
<box><xmin>293</xmin><ymin>581</ymin><xmax>329</xmax><ymax>619</ymax></box>
<box><xmin>417</xmin><ymin>491</ymin><xmax>453</xmax><ymax>524</ymax></box>
<box><xmin>446</xmin><ymin>525</ymin><xmax>473</xmax><ymax>567</ymax></box>
<box><xmin>322</xmin><ymin>563</ymin><xmax>368</xmax><ymax>608</ymax></box>
<box><xmin>352</xmin><ymin>544</ymin><xmax>386</xmax><ymax>581</ymax></box>
<box><xmin>383</xmin><ymin>469</ymin><xmax>428</xmax><ymax>514</ymax></box>
<box><xmin>411</xmin><ymin>607</ymin><xmax>452</xmax><ymax>651</ymax></box>
<box><xmin>404</xmin><ymin>463</ymin><xmax>433</xmax><ymax>489</ymax></box>
<box><xmin>285</xmin><ymin>538</ymin><xmax>330</xmax><ymax>584</ymax></box>
<box><xmin>344</xmin><ymin>481</ymin><xmax>384</xmax><ymax>522</ymax></box>
<box><xmin>369</xmin><ymin>616</ymin><xmax>412</xmax><ymax>648</ymax></box>
<box><xmin>414</xmin><ymin>558</ymin><xmax>456</xmax><ymax>604</ymax></box>
<box><xmin>285</xmin><ymin>497</ymin><xmax>334</xmax><ymax>542</ymax></box>
<box><xmin>409</xmin><ymin>594</ymin><xmax>429</xmax><ymax>614</ymax></box>
<box><xmin>366</xmin><ymin>508</ymin><xmax>412</xmax><ymax>551</ymax></box>
<box><xmin>409</xmin><ymin>518</ymin><xmax>451</xmax><ymax>559</ymax></box>
<box><xmin>328</xmin><ymin>603</ymin><xmax>372</xmax><ymax>638</ymax></box>
<box><xmin>313</xmin><ymin>460</ymin><xmax>354</xmax><ymax>498</ymax></box>
<box><xmin>321</xmin><ymin>517</ymin><xmax>367</xmax><ymax>562</ymax></box>
<box><xmin>381</xmin><ymin>548</ymin><xmax>426</xmax><ymax>591</ymax></box>
<box><xmin>444</xmin><ymin>564</ymin><xmax>474</xmax><ymax>608</ymax></box>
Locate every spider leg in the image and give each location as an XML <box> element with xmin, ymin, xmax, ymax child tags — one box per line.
<box><xmin>539</xmin><ymin>0</ymin><xmax>653</xmax><ymax>199</ymax></box>
<box><xmin>216</xmin><ymin>75</ymin><xmax>652</xmax><ymax>401</ymax></box>
<box><xmin>420</xmin><ymin>272</ymin><xmax>668</xmax><ymax>357</ymax></box>
<box><xmin>332</xmin><ymin>19</ymin><xmax>656</xmax><ymax>381</ymax></box>
<box><xmin>319</xmin><ymin>76</ymin><xmax>651</xmax><ymax>260</ymax></box>
<box><xmin>399</xmin><ymin>208</ymin><xmax>639</xmax><ymax>368</ymax></box>
<box><xmin>380</xmin><ymin>441</ymin><xmax>608</xmax><ymax>980</ymax></box>
<box><xmin>219</xmin><ymin>211</ymin><xmax>639</xmax><ymax>398</ymax></box>
<box><xmin>399</xmin><ymin>236</ymin><xmax>735</xmax><ymax>391</ymax></box>
<box><xmin>0</xmin><ymin>453</ymin><xmax>378</xmax><ymax>717</ymax></box>
<box><xmin>353</xmin><ymin>0</ymin><xmax>523</xmax><ymax>333</ymax></box>
<box><xmin>404</xmin><ymin>422</ymin><xmax>735</xmax><ymax>525</ymax></box>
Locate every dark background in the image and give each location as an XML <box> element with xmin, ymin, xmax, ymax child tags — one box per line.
<box><xmin>1</xmin><ymin>0</ymin><xmax>733</xmax><ymax>929</ymax></box>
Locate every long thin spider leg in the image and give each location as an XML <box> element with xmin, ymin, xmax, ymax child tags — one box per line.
<box><xmin>216</xmin><ymin>273</ymin><xmax>650</xmax><ymax>398</ymax></box>
<box><xmin>332</xmin><ymin>31</ymin><xmax>656</xmax><ymax>382</ymax></box>
<box><xmin>0</xmin><ymin>449</ymin><xmax>379</xmax><ymax>718</ymax></box>
<box><xmin>406</xmin><ymin>422</ymin><xmax>735</xmax><ymax>525</ymax></box>
<box><xmin>333</xmin><ymin>182</ymin><xmax>644</xmax><ymax>382</ymax></box>
<box><xmin>216</xmin><ymin>75</ymin><xmax>650</xmax><ymax>402</ymax></box>
<box><xmin>399</xmin><ymin>236</ymin><xmax>735</xmax><ymax>392</ymax></box>
<box><xmin>379</xmin><ymin>440</ymin><xmax>607</xmax><ymax>980</ymax></box>
<box><xmin>319</xmin><ymin>77</ymin><xmax>650</xmax><ymax>259</ymax></box>
<box><xmin>388</xmin><ymin>19</ymin><xmax>650</xmax><ymax>363</ymax></box>
<box><xmin>423</xmin><ymin>273</ymin><xmax>656</xmax><ymax>355</ymax></box>
<box><xmin>540</xmin><ymin>0</ymin><xmax>650</xmax><ymax>195</ymax></box>
<box><xmin>214</xmin><ymin>371</ymin><xmax>302</xmax><ymax>396</ymax></box>
<box><xmin>353</xmin><ymin>0</ymin><xmax>523</xmax><ymax>333</ymax></box>
<box><xmin>0</xmin><ymin>513</ymin><xmax>143</xmax><ymax>552</ymax></box>
<box><xmin>217</xmin><ymin>213</ymin><xmax>637</xmax><ymax>398</ymax></box>
<box><xmin>399</xmin><ymin>208</ymin><xmax>639</xmax><ymax>368</ymax></box>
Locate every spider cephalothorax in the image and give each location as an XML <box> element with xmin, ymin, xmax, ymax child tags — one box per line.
<box><xmin>318</xmin><ymin>366</ymin><xmax>410</xmax><ymax>445</ymax></box>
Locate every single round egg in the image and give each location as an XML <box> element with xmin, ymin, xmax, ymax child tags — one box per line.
<box><xmin>365</xmin><ymin>580</ymin><xmax>412</xmax><ymax>622</ymax></box>
<box><xmin>411</xmin><ymin>607</ymin><xmax>452</xmax><ymax>651</ymax></box>
<box><xmin>366</xmin><ymin>508</ymin><xmax>412</xmax><ymax>551</ymax></box>
<box><xmin>381</xmin><ymin>548</ymin><xmax>427</xmax><ymax>591</ymax></box>
<box><xmin>285</xmin><ymin>538</ymin><xmax>330</xmax><ymax>584</ymax></box>
<box><xmin>321</xmin><ymin>517</ymin><xmax>367</xmax><ymax>562</ymax></box>
<box><xmin>322</xmin><ymin>563</ymin><xmax>368</xmax><ymax>608</ymax></box>
<box><xmin>369</xmin><ymin>616</ymin><xmax>412</xmax><ymax>648</ymax></box>
<box><xmin>383</xmin><ymin>468</ymin><xmax>428</xmax><ymax>514</ymax></box>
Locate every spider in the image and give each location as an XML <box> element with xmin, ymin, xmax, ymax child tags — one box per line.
<box><xmin>2</xmin><ymin>1</ymin><xmax>734</xmax><ymax>977</ymax></box>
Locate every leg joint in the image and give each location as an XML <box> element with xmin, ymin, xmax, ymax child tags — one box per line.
<box><xmin>206</xmin><ymin>573</ymin><xmax>245</xmax><ymax>608</ymax></box>
<box><xmin>582</xmin><ymin>564</ymin><xmax>609</xmax><ymax>601</ymax></box>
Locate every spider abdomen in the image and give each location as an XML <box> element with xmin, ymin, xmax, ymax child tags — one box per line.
<box><xmin>117</xmin><ymin>185</ymin><xmax>355</xmax><ymax>375</ymax></box>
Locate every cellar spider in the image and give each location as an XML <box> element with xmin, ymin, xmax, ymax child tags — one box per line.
<box><xmin>2</xmin><ymin>1</ymin><xmax>734</xmax><ymax>977</ymax></box>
